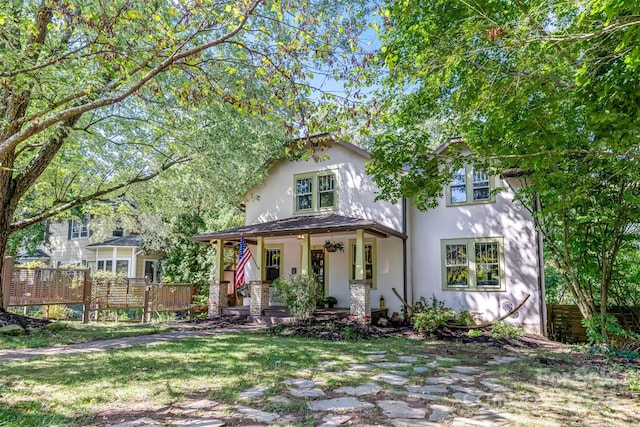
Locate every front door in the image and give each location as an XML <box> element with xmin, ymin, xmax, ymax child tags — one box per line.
<box><xmin>311</xmin><ymin>249</ymin><xmax>327</xmax><ymax>296</ymax></box>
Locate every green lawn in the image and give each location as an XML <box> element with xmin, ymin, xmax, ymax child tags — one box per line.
<box><xmin>0</xmin><ymin>331</ymin><xmax>638</xmax><ymax>426</ymax></box>
<box><xmin>0</xmin><ymin>322</ymin><xmax>171</xmax><ymax>349</ymax></box>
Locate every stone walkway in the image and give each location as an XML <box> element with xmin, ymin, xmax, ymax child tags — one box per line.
<box><xmin>100</xmin><ymin>349</ymin><xmax>522</xmax><ymax>426</ymax></box>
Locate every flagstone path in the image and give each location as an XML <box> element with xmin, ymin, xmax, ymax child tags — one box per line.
<box><xmin>102</xmin><ymin>349</ymin><xmax>522</xmax><ymax>426</ymax></box>
<box><xmin>0</xmin><ymin>324</ymin><xmax>264</xmax><ymax>362</ymax></box>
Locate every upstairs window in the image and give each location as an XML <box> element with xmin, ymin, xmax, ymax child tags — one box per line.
<box><xmin>447</xmin><ymin>165</ymin><xmax>494</xmax><ymax>205</ymax></box>
<box><xmin>294</xmin><ymin>170</ymin><xmax>338</xmax><ymax>213</ymax></box>
<box><xmin>69</xmin><ymin>215</ymin><xmax>90</xmax><ymax>240</ymax></box>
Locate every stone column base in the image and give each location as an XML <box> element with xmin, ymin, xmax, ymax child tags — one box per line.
<box><xmin>349</xmin><ymin>280</ymin><xmax>372</xmax><ymax>323</ymax></box>
<box><xmin>250</xmin><ymin>281</ymin><xmax>271</xmax><ymax>316</ymax></box>
<box><xmin>208</xmin><ymin>280</ymin><xmax>230</xmax><ymax>318</ymax></box>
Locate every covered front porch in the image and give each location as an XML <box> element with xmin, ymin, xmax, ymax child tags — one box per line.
<box><xmin>190</xmin><ymin>213</ymin><xmax>406</xmax><ymax>324</ymax></box>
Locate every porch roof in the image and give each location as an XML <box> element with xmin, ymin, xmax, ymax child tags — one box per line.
<box><xmin>190</xmin><ymin>213</ymin><xmax>406</xmax><ymax>243</ymax></box>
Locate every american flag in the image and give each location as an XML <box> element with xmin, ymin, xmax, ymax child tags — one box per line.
<box><xmin>235</xmin><ymin>237</ymin><xmax>253</xmax><ymax>289</ymax></box>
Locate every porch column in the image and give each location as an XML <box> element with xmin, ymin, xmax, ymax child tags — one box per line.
<box><xmin>256</xmin><ymin>236</ymin><xmax>265</xmax><ymax>281</ymax></box>
<box><xmin>250</xmin><ymin>280</ymin><xmax>270</xmax><ymax>316</ymax></box>
<box><xmin>300</xmin><ymin>233</ymin><xmax>311</xmax><ymax>276</ymax></box>
<box><xmin>350</xmin><ymin>229</ymin><xmax>371</xmax><ymax>323</ymax></box>
<box><xmin>208</xmin><ymin>239</ymin><xmax>229</xmax><ymax>317</ymax></box>
<box><xmin>249</xmin><ymin>237</ymin><xmax>267</xmax><ymax>316</ymax></box>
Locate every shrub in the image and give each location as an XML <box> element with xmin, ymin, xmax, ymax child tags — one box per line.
<box><xmin>491</xmin><ymin>321</ymin><xmax>524</xmax><ymax>339</ymax></box>
<box><xmin>411</xmin><ymin>296</ymin><xmax>479</xmax><ymax>334</ymax></box>
<box><xmin>468</xmin><ymin>329</ymin><xmax>483</xmax><ymax>338</ymax></box>
<box><xmin>412</xmin><ymin>307</ymin><xmax>458</xmax><ymax>334</ymax></box>
<box><xmin>582</xmin><ymin>313</ymin><xmax>636</xmax><ymax>347</ymax></box>
<box><xmin>40</xmin><ymin>304</ymin><xmax>73</xmax><ymax>320</ymax></box>
<box><xmin>272</xmin><ymin>274</ymin><xmax>321</xmax><ymax>320</ymax></box>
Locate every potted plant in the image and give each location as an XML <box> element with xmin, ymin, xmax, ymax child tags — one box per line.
<box><xmin>325</xmin><ymin>296</ymin><xmax>338</xmax><ymax>308</ymax></box>
<box><xmin>236</xmin><ymin>284</ymin><xmax>251</xmax><ymax>306</ymax></box>
<box><xmin>324</xmin><ymin>240</ymin><xmax>344</xmax><ymax>253</ymax></box>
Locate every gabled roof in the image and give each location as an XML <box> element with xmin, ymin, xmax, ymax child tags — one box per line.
<box><xmin>190</xmin><ymin>213</ymin><xmax>405</xmax><ymax>243</ymax></box>
<box><xmin>290</xmin><ymin>133</ymin><xmax>370</xmax><ymax>160</ymax></box>
<box><xmin>87</xmin><ymin>234</ymin><xmax>141</xmax><ymax>248</ymax></box>
<box><xmin>16</xmin><ymin>248</ymin><xmax>50</xmax><ymax>260</ymax></box>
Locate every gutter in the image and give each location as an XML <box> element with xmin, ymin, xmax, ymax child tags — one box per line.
<box><xmin>402</xmin><ymin>197</ymin><xmax>408</xmax><ymax>302</ymax></box>
<box><xmin>534</xmin><ymin>194</ymin><xmax>548</xmax><ymax>336</ymax></box>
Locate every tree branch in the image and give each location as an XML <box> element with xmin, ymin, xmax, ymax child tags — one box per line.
<box><xmin>0</xmin><ymin>0</ymin><xmax>262</xmax><ymax>157</ymax></box>
<box><xmin>10</xmin><ymin>157</ymin><xmax>189</xmax><ymax>233</ymax></box>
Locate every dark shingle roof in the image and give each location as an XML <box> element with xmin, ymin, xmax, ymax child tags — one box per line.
<box><xmin>190</xmin><ymin>213</ymin><xmax>405</xmax><ymax>243</ymax></box>
<box><xmin>87</xmin><ymin>234</ymin><xmax>141</xmax><ymax>247</ymax></box>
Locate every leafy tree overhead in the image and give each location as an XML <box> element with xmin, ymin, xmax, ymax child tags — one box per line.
<box><xmin>366</xmin><ymin>0</ymin><xmax>640</xmax><ymax>341</ymax></box>
<box><xmin>0</xmin><ymin>0</ymin><xmax>371</xmax><ymax>308</ymax></box>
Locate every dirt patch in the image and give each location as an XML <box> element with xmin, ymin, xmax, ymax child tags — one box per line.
<box><xmin>164</xmin><ymin>314</ymin><xmax>253</xmax><ymax>330</ymax></box>
<box><xmin>0</xmin><ymin>311</ymin><xmax>50</xmax><ymax>330</ymax></box>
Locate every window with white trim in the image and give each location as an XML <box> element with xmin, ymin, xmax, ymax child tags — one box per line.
<box><xmin>69</xmin><ymin>215</ymin><xmax>90</xmax><ymax>239</ymax></box>
<box><xmin>294</xmin><ymin>170</ymin><xmax>337</xmax><ymax>213</ymax></box>
<box><xmin>447</xmin><ymin>165</ymin><xmax>493</xmax><ymax>205</ymax></box>
<box><xmin>96</xmin><ymin>260</ymin><xmax>113</xmax><ymax>272</ymax></box>
<box><xmin>348</xmin><ymin>238</ymin><xmax>376</xmax><ymax>289</ymax></box>
<box><xmin>441</xmin><ymin>237</ymin><xmax>505</xmax><ymax>291</ymax></box>
<box><xmin>96</xmin><ymin>259</ymin><xmax>130</xmax><ymax>276</ymax></box>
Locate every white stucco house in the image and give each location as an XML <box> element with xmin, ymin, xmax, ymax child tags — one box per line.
<box><xmin>192</xmin><ymin>135</ymin><xmax>546</xmax><ymax>334</ymax></box>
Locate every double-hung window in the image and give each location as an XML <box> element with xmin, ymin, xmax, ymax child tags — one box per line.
<box><xmin>294</xmin><ymin>171</ymin><xmax>337</xmax><ymax>213</ymax></box>
<box><xmin>447</xmin><ymin>165</ymin><xmax>493</xmax><ymax>205</ymax></box>
<box><xmin>442</xmin><ymin>237</ymin><xmax>505</xmax><ymax>291</ymax></box>
<box><xmin>69</xmin><ymin>215</ymin><xmax>90</xmax><ymax>239</ymax></box>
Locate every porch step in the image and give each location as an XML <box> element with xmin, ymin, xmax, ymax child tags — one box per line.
<box><xmin>263</xmin><ymin>308</ymin><xmax>291</xmax><ymax>317</ymax></box>
<box><xmin>249</xmin><ymin>315</ymin><xmax>295</xmax><ymax>325</ymax></box>
<box><xmin>222</xmin><ymin>307</ymin><xmax>249</xmax><ymax>316</ymax></box>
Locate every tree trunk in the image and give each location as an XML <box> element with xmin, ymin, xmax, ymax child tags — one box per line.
<box><xmin>0</xmin><ymin>160</ymin><xmax>16</xmax><ymax>313</ymax></box>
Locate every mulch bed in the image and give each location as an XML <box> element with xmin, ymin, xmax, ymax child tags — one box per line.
<box><xmin>168</xmin><ymin>315</ymin><xmax>253</xmax><ymax>330</ymax></box>
<box><xmin>267</xmin><ymin>317</ymin><xmax>422</xmax><ymax>341</ymax></box>
<box><xmin>0</xmin><ymin>311</ymin><xmax>50</xmax><ymax>330</ymax></box>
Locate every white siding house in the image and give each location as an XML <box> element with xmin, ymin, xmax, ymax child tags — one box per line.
<box><xmin>193</xmin><ymin>136</ymin><xmax>545</xmax><ymax>334</ymax></box>
<box><xmin>26</xmin><ymin>218</ymin><xmax>161</xmax><ymax>282</ymax></box>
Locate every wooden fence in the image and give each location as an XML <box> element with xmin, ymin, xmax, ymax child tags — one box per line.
<box><xmin>1</xmin><ymin>257</ymin><xmax>195</xmax><ymax>323</ymax></box>
<box><xmin>547</xmin><ymin>304</ymin><xmax>640</xmax><ymax>343</ymax></box>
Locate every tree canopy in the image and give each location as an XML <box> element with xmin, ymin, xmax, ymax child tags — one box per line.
<box><xmin>0</xmin><ymin>0</ymin><xmax>373</xmax><ymax>306</ymax></box>
<box><xmin>367</xmin><ymin>0</ymin><xmax>640</xmax><ymax>340</ymax></box>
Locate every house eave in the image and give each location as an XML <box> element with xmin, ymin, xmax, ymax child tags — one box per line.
<box><xmin>190</xmin><ymin>213</ymin><xmax>406</xmax><ymax>243</ymax></box>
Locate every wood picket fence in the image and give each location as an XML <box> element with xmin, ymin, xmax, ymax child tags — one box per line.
<box><xmin>1</xmin><ymin>257</ymin><xmax>195</xmax><ymax>323</ymax></box>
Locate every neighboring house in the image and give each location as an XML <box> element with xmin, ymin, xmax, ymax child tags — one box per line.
<box><xmin>24</xmin><ymin>216</ymin><xmax>161</xmax><ymax>282</ymax></box>
<box><xmin>191</xmin><ymin>135</ymin><xmax>546</xmax><ymax>334</ymax></box>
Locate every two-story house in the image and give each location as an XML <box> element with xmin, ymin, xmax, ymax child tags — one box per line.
<box><xmin>191</xmin><ymin>135</ymin><xmax>546</xmax><ymax>334</ymax></box>
<box><xmin>21</xmin><ymin>216</ymin><xmax>162</xmax><ymax>282</ymax></box>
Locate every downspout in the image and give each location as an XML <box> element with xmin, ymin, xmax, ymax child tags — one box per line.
<box><xmin>534</xmin><ymin>194</ymin><xmax>547</xmax><ymax>336</ymax></box>
<box><xmin>402</xmin><ymin>197</ymin><xmax>408</xmax><ymax>302</ymax></box>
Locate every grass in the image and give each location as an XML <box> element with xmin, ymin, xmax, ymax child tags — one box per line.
<box><xmin>0</xmin><ymin>322</ymin><xmax>171</xmax><ymax>349</ymax></box>
<box><xmin>0</xmin><ymin>333</ymin><xmax>425</xmax><ymax>425</ymax></box>
<box><xmin>0</xmin><ymin>330</ymin><xmax>638</xmax><ymax>426</ymax></box>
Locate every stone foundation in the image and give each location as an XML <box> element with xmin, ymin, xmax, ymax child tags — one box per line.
<box><xmin>349</xmin><ymin>280</ymin><xmax>372</xmax><ymax>323</ymax></box>
<box><xmin>250</xmin><ymin>281</ymin><xmax>271</xmax><ymax>316</ymax></box>
<box><xmin>208</xmin><ymin>280</ymin><xmax>230</xmax><ymax>317</ymax></box>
